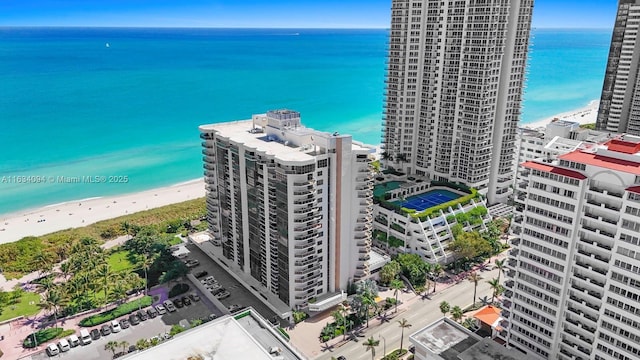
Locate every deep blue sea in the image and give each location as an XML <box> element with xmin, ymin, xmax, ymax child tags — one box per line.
<box><xmin>0</xmin><ymin>27</ymin><xmax>611</xmax><ymax>215</ymax></box>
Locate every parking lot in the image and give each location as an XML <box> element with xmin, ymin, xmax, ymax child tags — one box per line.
<box><xmin>33</xmin><ymin>292</ymin><xmax>218</xmax><ymax>360</ymax></box>
<box><xmin>184</xmin><ymin>244</ymin><xmax>280</xmax><ymax>323</ymax></box>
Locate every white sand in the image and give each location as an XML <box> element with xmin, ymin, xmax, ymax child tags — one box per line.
<box><xmin>0</xmin><ymin>179</ymin><xmax>205</xmax><ymax>244</ymax></box>
<box><xmin>521</xmin><ymin>99</ymin><xmax>599</xmax><ymax>130</ymax></box>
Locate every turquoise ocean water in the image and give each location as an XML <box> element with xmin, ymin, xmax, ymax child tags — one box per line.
<box><xmin>0</xmin><ymin>28</ymin><xmax>611</xmax><ymax>215</ymax></box>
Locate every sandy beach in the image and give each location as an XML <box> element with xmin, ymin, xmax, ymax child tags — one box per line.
<box><xmin>521</xmin><ymin>99</ymin><xmax>599</xmax><ymax>130</ymax></box>
<box><xmin>0</xmin><ymin>179</ymin><xmax>205</xmax><ymax>244</ymax></box>
<box><xmin>0</xmin><ymin>101</ymin><xmax>602</xmax><ymax>245</ymax></box>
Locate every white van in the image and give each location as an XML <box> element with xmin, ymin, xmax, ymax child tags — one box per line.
<box><xmin>80</xmin><ymin>329</ymin><xmax>92</xmax><ymax>345</ymax></box>
<box><xmin>58</xmin><ymin>338</ymin><xmax>71</xmax><ymax>352</ymax></box>
<box><xmin>68</xmin><ymin>334</ymin><xmax>80</xmax><ymax>347</ymax></box>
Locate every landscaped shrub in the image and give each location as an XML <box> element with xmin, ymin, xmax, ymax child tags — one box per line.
<box><xmin>278</xmin><ymin>327</ymin><xmax>290</xmax><ymax>340</ymax></box>
<box><xmin>292</xmin><ymin>311</ymin><xmax>308</xmax><ymax>324</ymax></box>
<box><xmin>168</xmin><ymin>283</ymin><xmax>190</xmax><ymax>298</ymax></box>
<box><xmin>23</xmin><ymin>328</ymin><xmax>74</xmax><ymax>348</ymax></box>
<box><xmin>79</xmin><ymin>296</ymin><xmax>152</xmax><ymax>327</ymax></box>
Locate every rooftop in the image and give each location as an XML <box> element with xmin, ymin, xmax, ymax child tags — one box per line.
<box><xmin>458</xmin><ymin>338</ymin><xmax>538</xmax><ymax>360</ymax></box>
<box><xmin>559</xmin><ymin>150</ymin><xmax>640</xmax><ymax>175</ymax></box>
<box><xmin>123</xmin><ymin>310</ymin><xmax>302</xmax><ymax>360</ymax></box>
<box><xmin>521</xmin><ymin>161</ymin><xmax>587</xmax><ymax>180</ymax></box>
<box><xmin>473</xmin><ymin>305</ymin><xmax>502</xmax><ymax>329</ymax></box>
<box><xmin>410</xmin><ymin>318</ymin><xmax>480</xmax><ymax>358</ymax></box>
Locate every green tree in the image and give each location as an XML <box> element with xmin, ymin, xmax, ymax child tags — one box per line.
<box><xmin>136</xmin><ymin>339</ymin><xmax>149</xmax><ymax>350</ymax></box>
<box><xmin>431</xmin><ymin>263</ymin><xmax>443</xmax><ymax>293</ymax></box>
<box><xmin>363</xmin><ymin>336</ymin><xmax>380</xmax><ymax>360</ymax></box>
<box><xmin>119</xmin><ymin>340</ymin><xmax>129</xmax><ymax>354</ymax></box>
<box><xmin>379</xmin><ymin>260</ymin><xmax>401</xmax><ymax>285</ymax></box>
<box><xmin>397</xmin><ymin>318</ymin><xmax>412</xmax><ymax>353</ymax></box>
<box><xmin>467</xmin><ymin>271</ymin><xmax>482</xmax><ymax>308</ymax></box>
<box><xmin>104</xmin><ymin>340</ymin><xmax>119</xmax><ymax>355</ymax></box>
<box><xmin>494</xmin><ymin>259</ymin><xmax>505</xmax><ymax>284</ymax></box>
<box><xmin>439</xmin><ymin>301</ymin><xmax>450</xmax><ymax>317</ymax></box>
<box><xmin>451</xmin><ymin>305</ymin><xmax>463</xmax><ymax>323</ymax></box>
<box><xmin>41</xmin><ymin>288</ymin><xmax>67</xmax><ymax>327</ymax></box>
<box><xmin>389</xmin><ymin>279</ymin><xmax>404</xmax><ymax>313</ymax></box>
<box><xmin>95</xmin><ymin>263</ymin><xmax>112</xmax><ymax>305</ymax></box>
<box><xmin>487</xmin><ymin>278</ymin><xmax>502</xmax><ymax>303</ymax></box>
<box><xmin>362</xmin><ymin>294</ymin><xmax>377</xmax><ymax>328</ymax></box>
<box><xmin>330</xmin><ymin>309</ymin><xmax>344</xmax><ymax>334</ymax></box>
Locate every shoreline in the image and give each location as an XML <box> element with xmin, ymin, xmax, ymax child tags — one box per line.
<box><xmin>520</xmin><ymin>99</ymin><xmax>599</xmax><ymax>129</ymax></box>
<box><xmin>0</xmin><ymin>178</ymin><xmax>205</xmax><ymax>244</ymax></box>
<box><xmin>0</xmin><ymin>101</ymin><xmax>601</xmax><ymax>245</ymax></box>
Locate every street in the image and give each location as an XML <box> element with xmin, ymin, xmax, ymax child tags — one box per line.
<box><xmin>313</xmin><ymin>265</ymin><xmax>502</xmax><ymax>360</ymax></box>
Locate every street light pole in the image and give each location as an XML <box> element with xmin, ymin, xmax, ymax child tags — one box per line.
<box><xmin>379</xmin><ymin>334</ymin><xmax>386</xmax><ymax>358</ymax></box>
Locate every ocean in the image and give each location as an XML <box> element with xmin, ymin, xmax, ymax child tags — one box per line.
<box><xmin>0</xmin><ymin>27</ymin><xmax>611</xmax><ymax>215</ymax></box>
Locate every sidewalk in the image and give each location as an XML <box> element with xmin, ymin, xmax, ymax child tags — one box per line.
<box><xmin>289</xmin><ymin>250</ymin><xmax>509</xmax><ymax>359</ymax></box>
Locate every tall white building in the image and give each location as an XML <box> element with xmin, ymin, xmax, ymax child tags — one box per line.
<box><xmin>597</xmin><ymin>0</ymin><xmax>640</xmax><ymax>135</ymax></box>
<box><xmin>502</xmin><ymin>134</ymin><xmax>640</xmax><ymax>360</ymax></box>
<box><xmin>199</xmin><ymin>110</ymin><xmax>375</xmax><ymax>309</ymax></box>
<box><xmin>382</xmin><ymin>0</ymin><xmax>534</xmax><ymax>204</ymax></box>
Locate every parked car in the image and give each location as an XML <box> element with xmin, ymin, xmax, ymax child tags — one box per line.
<box><xmin>203</xmin><ymin>276</ymin><xmax>216</xmax><ymax>283</ymax></box>
<box><xmin>80</xmin><ymin>329</ymin><xmax>93</xmax><ymax>344</ymax></box>
<box><xmin>173</xmin><ymin>298</ymin><xmax>184</xmax><ymax>308</ymax></box>
<box><xmin>89</xmin><ymin>328</ymin><xmax>100</xmax><ymax>341</ymax></box>
<box><xmin>68</xmin><ymin>334</ymin><xmax>80</xmax><ymax>347</ymax></box>
<box><xmin>337</xmin><ymin>356</ymin><xmax>347</xmax><ymax>360</ymax></box>
<box><xmin>111</xmin><ymin>320</ymin><xmax>122</xmax><ymax>333</ymax></box>
<box><xmin>227</xmin><ymin>304</ymin><xmax>241</xmax><ymax>312</ymax></box>
<box><xmin>163</xmin><ymin>299</ymin><xmax>177</xmax><ymax>312</ymax></box>
<box><xmin>137</xmin><ymin>310</ymin><xmax>149</xmax><ymax>321</ymax></box>
<box><xmin>185</xmin><ymin>260</ymin><xmax>200</xmax><ymax>268</ymax></box>
<box><xmin>46</xmin><ymin>343</ymin><xmax>60</xmax><ymax>356</ymax></box>
<box><xmin>189</xmin><ymin>293</ymin><xmax>200</xmax><ymax>302</ymax></box>
<box><xmin>128</xmin><ymin>344</ymin><xmax>138</xmax><ymax>353</ymax></box>
<box><xmin>181</xmin><ymin>296</ymin><xmax>192</xmax><ymax>306</ymax></box>
<box><xmin>100</xmin><ymin>324</ymin><xmax>112</xmax><ymax>336</ymax></box>
<box><xmin>211</xmin><ymin>287</ymin><xmax>226</xmax><ymax>295</ymax></box>
<box><xmin>119</xmin><ymin>318</ymin><xmax>131</xmax><ymax>329</ymax></box>
<box><xmin>147</xmin><ymin>306</ymin><xmax>159</xmax><ymax>318</ymax></box>
<box><xmin>129</xmin><ymin>314</ymin><xmax>141</xmax><ymax>325</ymax></box>
<box><xmin>58</xmin><ymin>338</ymin><xmax>71</xmax><ymax>352</ymax></box>
<box><xmin>215</xmin><ymin>291</ymin><xmax>230</xmax><ymax>300</ymax></box>
<box><xmin>155</xmin><ymin>304</ymin><xmax>167</xmax><ymax>315</ymax></box>
<box><xmin>194</xmin><ymin>270</ymin><xmax>208</xmax><ymax>278</ymax></box>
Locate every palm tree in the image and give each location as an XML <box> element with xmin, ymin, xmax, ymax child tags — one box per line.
<box><xmin>59</xmin><ymin>261</ymin><xmax>73</xmax><ymax>281</ymax></box>
<box><xmin>389</xmin><ymin>279</ymin><xmax>404</xmax><ymax>313</ymax></box>
<box><xmin>494</xmin><ymin>259</ymin><xmax>505</xmax><ymax>283</ymax></box>
<box><xmin>136</xmin><ymin>339</ymin><xmax>149</xmax><ymax>351</ymax></box>
<box><xmin>397</xmin><ymin>318</ymin><xmax>412</xmax><ymax>353</ymax></box>
<box><xmin>119</xmin><ymin>340</ymin><xmax>129</xmax><ymax>354</ymax></box>
<box><xmin>439</xmin><ymin>301</ymin><xmax>450</xmax><ymax>317</ymax></box>
<box><xmin>140</xmin><ymin>253</ymin><xmax>155</xmax><ymax>295</ymax></box>
<box><xmin>451</xmin><ymin>305</ymin><xmax>463</xmax><ymax>323</ymax></box>
<box><xmin>104</xmin><ymin>340</ymin><xmax>119</xmax><ymax>356</ymax></box>
<box><xmin>362</xmin><ymin>295</ymin><xmax>376</xmax><ymax>328</ymax></box>
<box><xmin>487</xmin><ymin>278</ymin><xmax>502</xmax><ymax>304</ymax></box>
<box><xmin>33</xmin><ymin>251</ymin><xmax>54</xmax><ymax>277</ymax></box>
<box><xmin>95</xmin><ymin>263</ymin><xmax>111</xmax><ymax>305</ymax></box>
<box><xmin>362</xmin><ymin>336</ymin><xmax>380</xmax><ymax>360</ymax></box>
<box><xmin>431</xmin><ymin>263</ymin><xmax>443</xmax><ymax>293</ymax></box>
<box><xmin>41</xmin><ymin>288</ymin><xmax>67</xmax><ymax>327</ymax></box>
<box><xmin>467</xmin><ymin>271</ymin><xmax>482</xmax><ymax>308</ymax></box>
<box><xmin>330</xmin><ymin>309</ymin><xmax>344</xmax><ymax>333</ymax></box>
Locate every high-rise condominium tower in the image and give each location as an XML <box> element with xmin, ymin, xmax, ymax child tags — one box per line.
<box><xmin>200</xmin><ymin>110</ymin><xmax>375</xmax><ymax>310</ymax></box>
<box><xmin>502</xmin><ymin>135</ymin><xmax>640</xmax><ymax>360</ymax></box>
<box><xmin>597</xmin><ymin>0</ymin><xmax>640</xmax><ymax>135</ymax></box>
<box><xmin>383</xmin><ymin>0</ymin><xmax>534</xmax><ymax>204</ymax></box>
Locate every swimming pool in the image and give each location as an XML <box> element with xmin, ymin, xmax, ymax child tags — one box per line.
<box><xmin>373</xmin><ymin>181</ymin><xmax>406</xmax><ymax>197</ymax></box>
<box><xmin>394</xmin><ymin>189</ymin><xmax>462</xmax><ymax>212</ymax></box>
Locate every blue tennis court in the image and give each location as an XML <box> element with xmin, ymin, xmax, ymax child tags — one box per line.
<box><xmin>394</xmin><ymin>189</ymin><xmax>462</xmax><ymax>211</ymax></box>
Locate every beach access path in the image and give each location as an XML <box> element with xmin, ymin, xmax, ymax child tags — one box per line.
<box><xmin>0</xmin><ymin>179</ymin><xmax>205</xmax><ymax>245</ymax></box>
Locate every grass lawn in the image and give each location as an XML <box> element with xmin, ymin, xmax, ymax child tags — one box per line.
<box><xmin>168</xmin><ymin>236</ymin><xmax>183</xmax><ymax>246</ymax></box>
<box><xmin>0</xmin><ymin>291</ymin><xmax>41</xmax><ymax>322</ymax></box>
<box><xmin>107</xmin><ymin>250</ymin><xmax>137</xmax><ymax>273</ymax></box>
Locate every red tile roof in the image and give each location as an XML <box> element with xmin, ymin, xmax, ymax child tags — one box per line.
<box><xmin>474</xmin><ymin>305</ymin><xmax>501</xmax><ymax>327</ymax></box>
<box><xmin>607</xmin><ymin>139</ymin><xmax>640</xmax><ymax>154</ymax></box>
<box><xmin>627</xmin><ymin>186</ymin><xmax>640</xmax><ymax>194</ymax></box>
<box><xmin>521</xmin><ymin>161</ymin><xmax>587</xmax><ymax>180</ymax></box>
<box><xmin>560</xmin><ymin>151</ymin><xmax>640</xmax><ymax>175</ymax></box>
